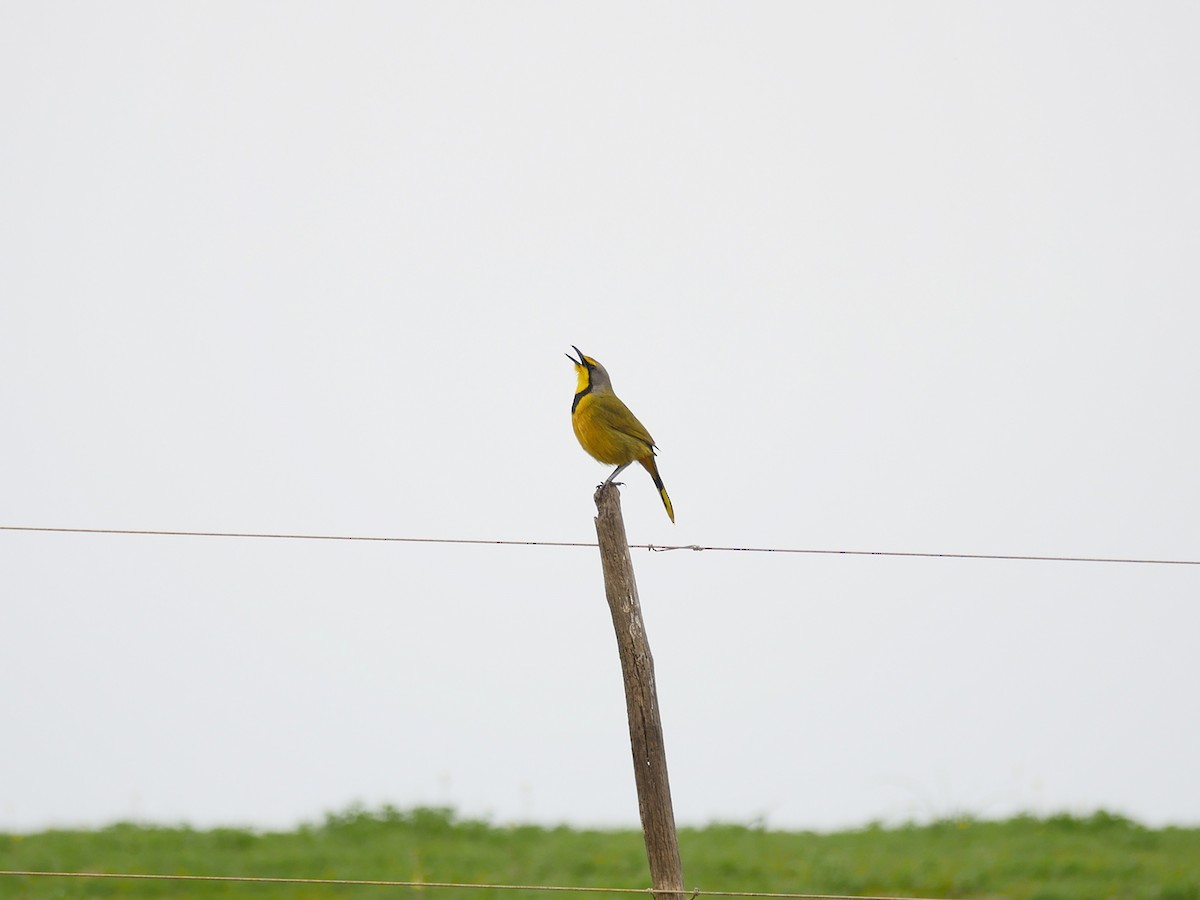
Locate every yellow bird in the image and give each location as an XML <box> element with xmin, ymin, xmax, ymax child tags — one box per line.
<box><xmin>567</xmin><ymin>346</ymin><xmax>674</xmax><ymax>523</ymax></box>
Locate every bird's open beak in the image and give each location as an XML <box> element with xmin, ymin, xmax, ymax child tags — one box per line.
<box><xmin>566</xmin><ymin>345</ymin><xmax>586</xmax><ymax>366</ymax></box>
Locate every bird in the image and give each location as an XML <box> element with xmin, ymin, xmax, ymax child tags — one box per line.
<box><xmin>566</xmin><ymin>346</ymin><xmax>674</xmax><ymax>523</ymax></box>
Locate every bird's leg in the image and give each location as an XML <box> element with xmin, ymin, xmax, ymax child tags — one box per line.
<box><xmin>601</xmin><ymin>462</ymin><xmax>631</xmax><ymax>487</ymax></box>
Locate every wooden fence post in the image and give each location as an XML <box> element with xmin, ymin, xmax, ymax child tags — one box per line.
<box><xmin>593</xmin><ymin>482</ymin><xmax>684</xmax><ymax>900</ymax></box>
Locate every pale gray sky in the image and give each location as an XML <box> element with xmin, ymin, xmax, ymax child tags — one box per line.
<box><xmin>2</xmin><ymin>2</ymin><xmax>1198</xmax><ymax>833</ymax></box>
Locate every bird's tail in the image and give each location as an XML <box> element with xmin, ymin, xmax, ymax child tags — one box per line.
<box><xmin>638</xmin><ymin>455</ymin><xmax>675</xmax><ymax>523</ymax></box>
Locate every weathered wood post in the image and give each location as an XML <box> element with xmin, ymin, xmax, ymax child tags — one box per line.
<box><xmin>593</xmin><ymin>482</ymin><xmax>684</xmax><ymax>900</ymax></box>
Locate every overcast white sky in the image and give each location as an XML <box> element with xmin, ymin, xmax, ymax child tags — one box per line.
<box><xmin>2</xmin><ymin>3</ymin><xmax>1198</xmax><ymax>834</ymax></box>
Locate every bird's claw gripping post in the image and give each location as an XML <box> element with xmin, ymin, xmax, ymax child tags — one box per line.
<box><xmin>594</xmin><ymin>480</ymin><xmax>622</xmax><ymax>508</ymax></box>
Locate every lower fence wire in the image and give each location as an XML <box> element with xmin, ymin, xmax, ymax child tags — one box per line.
<box><xmin>0</xmin><ymin>871</ymin><xmax>956</xmax><ymax>900</ymax></box>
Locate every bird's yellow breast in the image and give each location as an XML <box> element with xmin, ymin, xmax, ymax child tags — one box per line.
<box><xmin>571</xmin><ymin>392</ymin><xmax>655</xmax><ymax>466</ymax></box>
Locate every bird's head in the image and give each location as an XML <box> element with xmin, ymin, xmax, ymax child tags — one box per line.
<box><xmin>566</xmin><ymin>345</ymin><xmax>612</xmax><ymax>394</ymax></box>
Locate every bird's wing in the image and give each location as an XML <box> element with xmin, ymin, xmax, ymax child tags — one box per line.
<box><xmin>593</xmin><ymin>395</ymin><xmax>657</xmax><ymax>451</ymax></box>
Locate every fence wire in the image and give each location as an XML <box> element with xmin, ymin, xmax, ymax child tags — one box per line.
<box><xmin>0</xmin><ymin>870</ymin><xmax>957</xmax><ymax>900</ymax></box>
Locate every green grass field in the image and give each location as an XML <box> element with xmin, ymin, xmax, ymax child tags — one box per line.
<box><xmin>2</xmin><ymin>806</ymin><xmax>1198</xmax><ymax>900</ymax></box>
